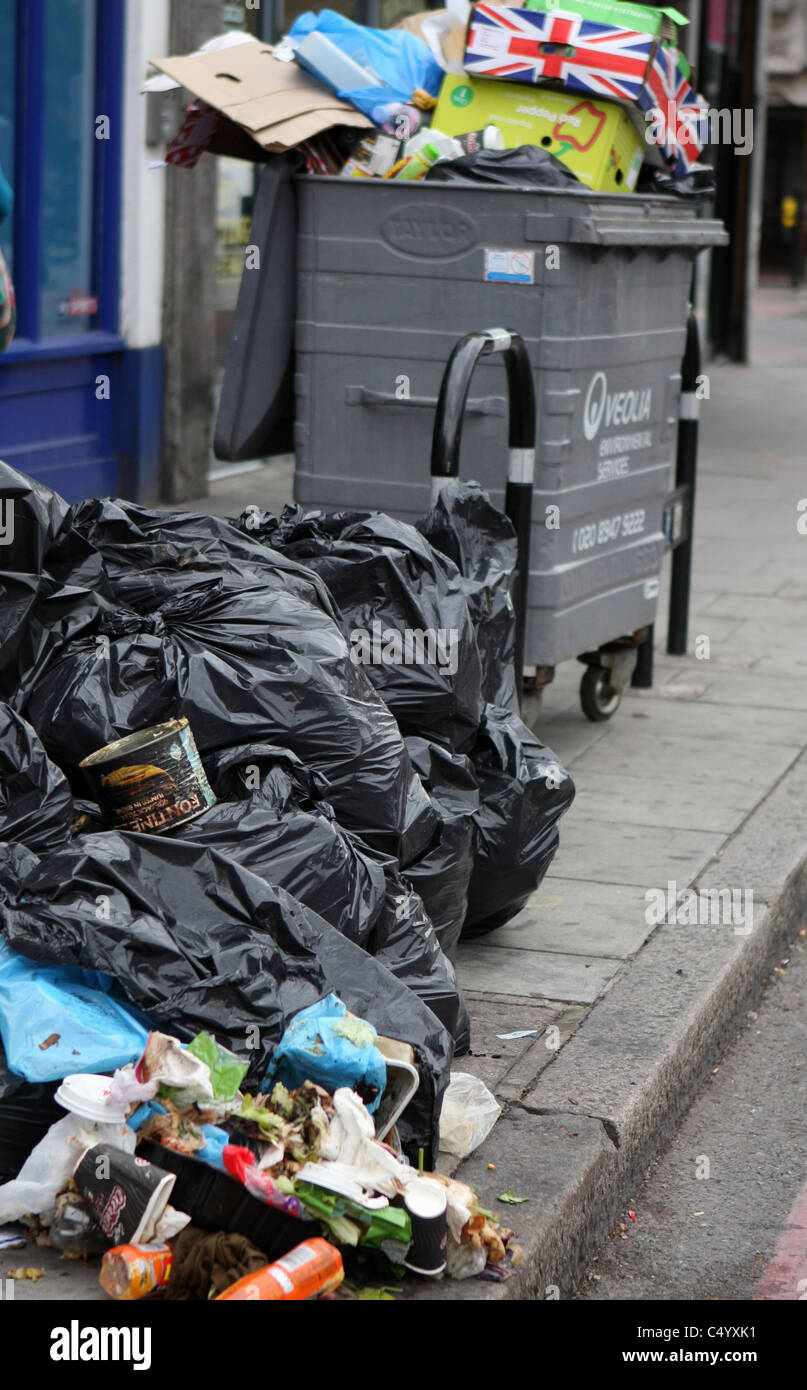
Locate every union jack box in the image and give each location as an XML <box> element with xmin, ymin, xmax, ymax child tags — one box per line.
<box><xmin>464</xmin><ymin>4</ymin><xmax>707</xmax><ymax>172</ymax></box>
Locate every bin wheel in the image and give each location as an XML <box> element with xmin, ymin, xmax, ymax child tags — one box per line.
<box><xmin>580</xmin><ymin>666</ymin><xmax>622</xmax><ymax>722</ymax></box>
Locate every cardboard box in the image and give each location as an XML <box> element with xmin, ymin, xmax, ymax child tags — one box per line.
<box><xmin>150</xmin><ymin>35</ymin><xmax>372</xmax><ymax>154</ymax></box>
<box><xmin>433</xmin><ymin>73</ymin><xmax>645</xmax><ymax>190</ymax></box>
<box><xmin>465</xmin><ymin>4</ymin><xmax>657</xmax><ymax>102</ymax></box>
<box><xmin>523</xmin><ymin>0</ymin><xmax>687</xmax><ymax>40</ymax></box>
<box><xmin>462</xmin><ymin>5</ymin><xmax>705</xmax><ymax>170</ymax></box>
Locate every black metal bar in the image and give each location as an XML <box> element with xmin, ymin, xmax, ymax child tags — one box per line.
<box><xmin>668</xmin><ymin>310</ymin><xmax>701</xmax><ymax>656</ymax></box>
<box><xmin>430</xmin><ymin>329</ymin><xmax>536</xmax><ymax>703</ymax></box>
<box><xmin>631</xmin><ymin>623</ymin><xmax>654</xmax><ymax>688</ymax></box>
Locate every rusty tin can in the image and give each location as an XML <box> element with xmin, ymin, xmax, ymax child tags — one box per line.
<box><xmin>79</xmin><ymin>718</ymin><xmax>216</xmax><ymax>834</ymax></box>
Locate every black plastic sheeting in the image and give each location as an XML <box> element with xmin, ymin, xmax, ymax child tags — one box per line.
<box><xmin>403</xmin><ymin>736</ymin><xmax>478</xmax><ymax>961</ymax></box>
<box><xmin>180</xmin><ymin>748</ymin><xmax>469</xmax><ymax>1050</ymax></box>
<box><xmin>0</xmin><ymin>1043</ymin><xmax>62</xmax><ymax>1183</ymax></box>
<box><xmin>426</xmin><ymin>144</ymin><xmax>583</xmax><ymax>189</ymax></box>
<box><xmin>368</xmin><ymin>874</ymin><xmax>470</xmax><ymax>1052</ymax></box>
<box><xmin>0</xmin><ymin>832</ymin><xmax>451</xmax><ymax>1163</ymax></box>
<box><xmin>68</xmin><ymin>498</ymin><xmax>337</xmax><ymax>618</ymax></box>
<box><xmin>418</xmin><ymin>482</ymin><xmax>518</xmax><ymax>711</ymax></box>
<box><xmin>0</xmin><ymin>704</ymin><xmax>74</xmax><ymax>855</ymax></box>
<box><xmin>182</xmin><ymin>748</ymin><xmax>387</xmax><ymax>947</ymax></box>
<box><xmin>25</xmin><ymin>575</ymin><xmax>437</xmax><ymax>864</ymax></box>
<box><xmin>464</xmin><ymin>705</ymin><xmax>576</xmax><ymax>935</ymax></box>
<box><xmin>236</xmin><ymin>506</ymin><xmax>484</xmax><ymax>752</ymax></box>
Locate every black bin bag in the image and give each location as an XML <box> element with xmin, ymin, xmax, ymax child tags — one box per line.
<box><xmin>185</xmin><ymin>747</ymin><xmax>470</xmax><ymax>1052</ymax></box>
<box><xmin>68</xmin><ymin>498</ymin><xmax>337</xmax><ymax>618</ymax></box>
<box><xmin>25</xmin><ymin>575</ymin><xmax>437</xmax><ymax>865</ymax></box>
<box><xmin>0</xmin><ymin>1038</ymin><xmax>62</xmax><ymax>1183</ymax></box>
<box><xmin>0</xmin><ymin>832</ymin><xmax>452</xmax><ymax>1164</ymax></box>
<box><xmin>402</xmin><ymin>736</ymin><xmax>479</xmax><ymax>962</ymax></box>
<box><xmin>418</xmin><ymin>481</ymin><xmax>518</xmax><ymax>710</ymax></box>
<box><xmin>236</xmin><ymin>506</ymin><xmax>484</xmax><ymax>752</ymax></box>
<box><xmin>177</xmin><ymin>747</ymin><xmax>388</xmax><ymax>947</ymax></box>
<box><xmin>0</xmin><ymin>704</ymin><xmax>74</xmax><ymax>855</ymax></box>
<box><xmin>463</xmin><ymin>705</ymin><xmax>576</xmax><ymax>936</ymax></box>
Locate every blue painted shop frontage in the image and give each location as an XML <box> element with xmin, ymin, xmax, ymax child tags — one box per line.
<box><xmin>0</xmin><ymin>0</ymin><xmax>162</xmax><ymax>503</ymax></box>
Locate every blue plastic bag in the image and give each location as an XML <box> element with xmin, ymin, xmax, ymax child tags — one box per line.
<box><xmin>266</xmin><ymin>993</ymin><xmax>387</xmax><ymax>1113</ymax></box>
<box><xmin>289</xmin><ymin>10</ymin><xmax>443</xmax><ymax>121</ymax></box>
<box><xmin>0</xmin><ymin>940</ymin><xmax>149</xmax><ymax>1083</ymax></box>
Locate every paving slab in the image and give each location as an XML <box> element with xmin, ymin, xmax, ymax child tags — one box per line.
<box><xmin>546</xmin><ymin>816</ymin><xmax>726</xmax><ymax>887</ymax></box>
<box><xmin>456</xmin><ymin>943</ymin><xmax>623</xmax><ymax>1003</ymax></box>
<box><xmin>567</xmin><ymin>769</ymin><xmax>750</xmax><ymax>834</ymax></box>
<box><xmin>481</xmin><ymin>880</ymin><xmax>652</xmax><ymax>958</ymax></box>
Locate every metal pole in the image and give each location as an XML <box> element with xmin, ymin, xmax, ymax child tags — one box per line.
<box><xmin>667</xmin><ymin>310</ymin><xmax>701</xmax><ymax>656</ymax></box>
<box><xmin>631</xmin><ymin>623</ymin><xmax>654</xmax><ymax>688</ymax></box>
<box><xmin>430</xmin><ymin>328</ymin><xmax>536</xmax><ymax>702</ymax></box>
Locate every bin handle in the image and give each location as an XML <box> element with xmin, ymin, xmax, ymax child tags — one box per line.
<box><xmin>345</xmin><ymin>385</ymin><xmax>506</xmax><ymax>416</ymax></box>
<box><xmin>430</xmin><ymin>328</ymin><xmax>536</xmax><ymax>699</ymax></box>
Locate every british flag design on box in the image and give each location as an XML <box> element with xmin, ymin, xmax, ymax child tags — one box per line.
<box><xmin>637</xmin><ymin>45</ymin><xmax>709</xmax><ymax>175</ymax></box>
<box><xmin>465</xmin><ymin>4</ymin><xmax>656</xmax><ymax>102</ymax></box>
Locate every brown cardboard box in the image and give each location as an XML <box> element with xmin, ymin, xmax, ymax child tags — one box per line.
<box><xmin>150</xmin><ymin>36</ymin><xmax>372</xmax><ymax>154</ymax></box>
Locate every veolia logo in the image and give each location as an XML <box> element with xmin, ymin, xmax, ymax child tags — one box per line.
<box><xmin>381</xmin><ymin>203</ymin><xmax>478</xmax><ymax>258</ymax></box>
<box><xmin>583</xmin><ymin>370</ymin><xmax>652</xmax><ymax>440</ymax></box>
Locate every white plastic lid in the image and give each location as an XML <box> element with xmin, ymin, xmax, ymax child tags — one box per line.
<box><xmin>54</xmin><ymin>1073</ymin><xmax>129</xmax><ymax>1124</ymax></box>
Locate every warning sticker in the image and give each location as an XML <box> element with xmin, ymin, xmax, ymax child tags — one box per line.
<box><xmin>484</xmin><ymin>249</ymin><xmax>535</xmax><ymax>284</ymax></box>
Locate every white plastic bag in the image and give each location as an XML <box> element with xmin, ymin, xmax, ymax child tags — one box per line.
<box><xmin>0</xmin><ymin>1114</ymin><xmax>136</xmax><ymax>1226</ymax></box>
<box><xmin>438</xmin><ymin>1072</ymin><xmax>501</xmax><ymax>1157</ymax></box>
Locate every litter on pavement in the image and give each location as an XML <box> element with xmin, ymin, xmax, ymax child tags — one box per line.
<box><xmin>0</xmin><ymin>457</ymin><xmax>574</xmax><ymax>1297</ymax></box>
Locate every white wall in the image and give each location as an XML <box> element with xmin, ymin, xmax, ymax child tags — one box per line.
<box><xmin>120</xmin><ymin>0</ymin><xmax>170</xmax><ymax>349</ymax></box>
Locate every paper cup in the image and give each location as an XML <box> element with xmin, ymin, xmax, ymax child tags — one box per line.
<box><xmin>404</xmin><ymin>1177</ymin><xmax>448</xmax><ymax>1277</ymax></box>
<box><xmin>74</xmin><ymin>1144</ymin><xmax>176</xmax><ymax>1246</ymax></box>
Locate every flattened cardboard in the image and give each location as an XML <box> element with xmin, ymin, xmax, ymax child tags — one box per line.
<box><xmin>150</xmin><ymin>37</ymin><xmax>372</xmax><ymax>150</ymax></box>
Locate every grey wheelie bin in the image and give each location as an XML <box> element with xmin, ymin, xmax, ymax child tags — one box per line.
<box><xmin>215</xmin><ymin>166</ymin><xmax>727</xmax><ymax>717</ymax></box>
<box><xmin>291</xmin><ymin>177</ymin><xmax>726</xmax><ymax>705</ymax></box>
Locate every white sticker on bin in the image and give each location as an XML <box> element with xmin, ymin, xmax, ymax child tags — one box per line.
<box><xmin>484</xmin><ymin>250</ymin><xmax>535</xmax><ymax>285</ymax></box>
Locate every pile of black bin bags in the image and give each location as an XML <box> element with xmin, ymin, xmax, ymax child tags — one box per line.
<box><xmin>0</xmin><ymin>462</ymin><xmax>574</xmax><ymax>1175</ymax></box>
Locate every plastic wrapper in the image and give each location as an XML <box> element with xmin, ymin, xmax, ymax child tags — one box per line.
<box><xmin>238</xmin><ymin>506</ymin><xmax>484</xmax><ymax>752</ymax></box>
<box><xmin>464</xmin><ymin>705</ymin><xmax>576</xmax><ymax>935</ymax></box>
<box><xmin>0</xmin><ymin>831</ymin><xmax>451</xmax><ymax>1162</ymax></box>
<box><xmin>438</xmin><ymin>1072</ymin><xmax>502</xmax><ymax>1158</ymax></box>
<box><xmin>0</xmin><ymin>703</ymin><xmax>74</xmax><ymax>854</ymax></box>
<box><xmin>25</xmin><ymin>575</ymin><xmax>437</xmax><ymax>862</ymax></box>
<box><xmin>418</xmin><ymin>482</ymin><xmax>518</xmax><ymax>711</ymax></box>
<box><xmin>288</xmin><ymin>9</ymin><xmax>443</xmax><ymax>120</ymax></box>
<box><xmin>402</xmin><ymin>736</ymin><xmax>478</xmax><ymax>960</ymax></box>
<box><xmin>426</xmin><ymin>144</ymin><xmax>584</xmax><ymax>188</ymax></box>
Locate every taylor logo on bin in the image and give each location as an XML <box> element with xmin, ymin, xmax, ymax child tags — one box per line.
<box><xmin>583</xmin><ymin>370</ymin><xmax>652</xmax><ymax>440</ymax></box>
<box><xmin>380</xmin><ymin>203</ymin><xmax>477</xmax><ymax>258</ymax></box>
